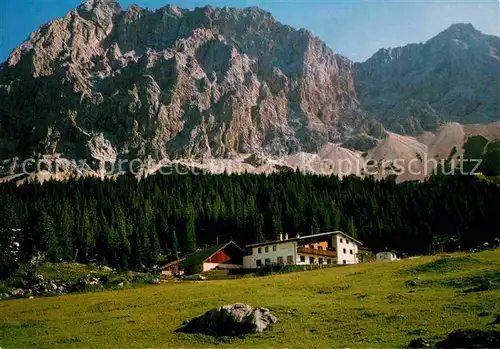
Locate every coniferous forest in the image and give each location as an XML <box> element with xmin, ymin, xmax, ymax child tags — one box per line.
<box><xmin>0</xmin><ymin>171</ymin><xmax>499</xmax><ymax>274</ymax></box>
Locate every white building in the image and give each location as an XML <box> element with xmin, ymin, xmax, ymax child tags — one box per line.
<box><xmin>243</xmin><ymin>231</ymin><xmax>362</xmax><ymax>269</ymax></box>
<box><xmin>376</xmin><ymin>251</ymin><xmax>398</xmax><ymax>262</ymax></box>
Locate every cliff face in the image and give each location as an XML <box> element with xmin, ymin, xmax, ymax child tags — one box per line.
<box><xmin>0</xmin><ymin>0</ymin><xmax>379</xmax><ymax>167</ymax></box>
<box><xmin>355</xmin><ymin>23</ymin><xmax>500</xmax><ymax>135</ymax></box>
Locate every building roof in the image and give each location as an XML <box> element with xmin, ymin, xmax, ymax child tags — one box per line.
<box><xmin>246</xmin><ymin>231</ymin><xmax>362</xmax><ymax>248</ymax></box>
<box><xmin>160</xmin><ymin>241</ymin><xmax>243</xmax><ymax>270</ymax></box>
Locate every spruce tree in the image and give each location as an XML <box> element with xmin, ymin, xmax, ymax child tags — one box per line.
<box><xmin>183</xmin><ymin>204</ymin><xmax>197</xmax><ymax>254</ymax></box>
<box><xmin>35</xmin><ymin>211</ymin><xmax>59</xmax><ymax>261</ymax></box>
<box><xmin>0</xmin><ymin>199</ymin><xmax>20</xmax><ymax>278</ymax></box>
<box><xmin>58</xmin><ymin>201</ymin><xmax>74</xmax><ymax>261</ymax></box>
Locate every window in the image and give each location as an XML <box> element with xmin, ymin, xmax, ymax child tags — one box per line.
<box><xmin>332</xmin><ymin>247</ymin><xmax>337</xmax><ymax>252</ymax></box>
<box><xmin>318</xmin><ymin>258</ymin><xmax>323</xmax><ymax>264</ymax></box>
<box><xmin>346</xmin><ymin>239</ymin><xmax>350</xmax><ymax>244</ymax></box>
<box><xmin>265</xmin><ymin>258</ymin><xmax>271</xmax><ymax>265</ymax></box>
<box><xmin>327</xmin><ymin>259</ymin><xmax>332</xmax><ymax>264</ymax></box>
<box><xmin>343</xmin><ymin>260</ymin><xmax>346</xmax><ymax>264</ymax></box>
<box><xmin>340</xmin><ymin>238</ymin><xmax>343</xmax><ymax>243</ymax></box>
<box><xmin>258</xmin><ymin>248</ymin><xmax>262</xmax><ymax>254</ymax></box>
<box><xmin>287</xmin><ymin>256</ymin><xmax>293</xmax><ymax>264</ymax></box>
<box><xmin>265</xmin><ymin>246</ymin><xmax>269</xmax><ymax>253</ymax></box>
<box><xmin>309</xmin><ymin>257</ymin><xmax>315</xmax><ymax>264</ymax></box>
<box><xmin>350</xmin><ymin>249</ymin><xmax>353</xmax><ymax>255</ymax></box>
<box><xmin>256</xmin><ymin>259</ymin><xmax>262</xmax><ymax>267</ymax></box>
<box><xmin>319</xmin><ymin>246</ymin><xmax>323</xmax><ymax>250</ymax></box>
<box><xmin>277</xmin><ymin>256</ymin><xmax>283</xmax><ymax>264</ymax></box>
<box><xmin>300</xmin><ymin>255</ymin><xmax>305</xmax><ymax>262</ymax></box>
<box><xmin>334</xmin><ymin>260</ymin><xmax>338</xmax><ymax>264</ymax></box>
<box><xmin>343</xmin><ymin>248</ymin><xmax>346</xmax><ymax>254</ymax></box>
<box><xmin>272</xmin><ymin>245</ymin><xmax>277</xmax><ymax>252</ymax></box>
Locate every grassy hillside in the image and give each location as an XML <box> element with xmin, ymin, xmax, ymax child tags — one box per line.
<box><xmin>1</xmin><ymin>250</ymin><xmax>499</xmax><ymax>349</ymax></box>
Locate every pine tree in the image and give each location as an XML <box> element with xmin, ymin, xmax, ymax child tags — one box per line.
<box><xmin>348</xmin><ymin>216</ymin><xmax>358</xmax><ymax>240</ymax></box>
<box><xmin>0</xmin><ymin>199</ymin><xmax>20</xmax><ymax>278</ymax></box>
<box><xmin>170</xmin><ymin>231</ymin><xmax>179</xmax><ymax>259</ymax></box>
<box><xmin>113</xmin><ymin>205</ymin><xmax>131</xmax><ymax>270</ymax></box>
<box><xmin>35</xmin><ymin>211</ymin><xmax>59</xmax><ymax>261</ymax></box>
<box><xmin>183</xmin><ymin>204</ymin><xmax>197</xmax><ymax>254</ymax></box>
<box><xmin>58</xmin><ymin>201</ymin><xmax>74</xmax><ymax>261</ymax></box>
<box><xmin>81</xmin><ymin>203</ymin><xmax>95</xmax><ymax>262</ymax></box>
<box><xmin>251</xmin><ymin>212</ymin><xmax>265</xmax><ymax>243</ymax></box>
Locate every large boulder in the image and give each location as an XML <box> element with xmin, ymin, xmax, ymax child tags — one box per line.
<box><xmin>436</xmin><ymin>329</ymin><xmax>500</xmax><ymax>348</ymax></box>
<box><xmin>177</xmin><ymin>303</ymin><xmax>278</xmax><ymax>336</ymax></box>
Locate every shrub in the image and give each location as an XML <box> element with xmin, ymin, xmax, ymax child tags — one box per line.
<box><xmin>184</xmin><ymin>264</ymin><xmax>203</xmax><ymax>276</ymax></box>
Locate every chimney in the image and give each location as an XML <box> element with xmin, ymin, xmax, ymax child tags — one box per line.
<box><xmin>278</xmin><ymin>233</ymin><xmax>283</xmax><ymax>241</ymax></box>
<box><xmin>297</xmin><ymin>232</ymin><xmax>301</xmax><ymax>238</ymax></box>
<box><xmin>285</xmin><ymin>233</ymin><xmax>289</xmax><ymax>240</ymax></box>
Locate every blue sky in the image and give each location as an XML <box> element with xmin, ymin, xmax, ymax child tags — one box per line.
<box><xmin>0</xmin><ymin>0</ymin><xmax>498</xmax><ymax>63</ymax></box>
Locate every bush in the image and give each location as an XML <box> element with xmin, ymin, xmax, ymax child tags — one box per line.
<box><xmin>184</xmin><ymin>264</ymin><xmax>203</xmax><ymax>276</ymax></box>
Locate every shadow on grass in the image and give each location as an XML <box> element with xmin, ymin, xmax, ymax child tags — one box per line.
<box><xmin>408</xmin><ymin>256</ymin><xmax>482</xmax><ymax>274</ymax></box>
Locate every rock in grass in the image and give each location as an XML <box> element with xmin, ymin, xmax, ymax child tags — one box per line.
<box><xmin>407</xmin><ymin>337</ymin><xmax>430</xmax><ymax>348</ymax></box>
<box><xmin>435</xmin><ymin>329</ymin><xmax>500</xmax><ymax>348</ymax></box>
<box><xmin>489</xmin><ymin>316</ymin><xmax>500</xmax><ymax>326</ymax></box>
<box><xmin>184</xmin><ymin>274</ymin><xmax>206</xmax><ymax>281</ymax></box>
<box><xmin>177</xmin><ymin>303</ymin><xmax>278</xmax><ymax>337</ymax></box>
<box><xmin>10</xmin><ymin>288</ymin><xmax>25</xmax><ymax>296</ymax></box>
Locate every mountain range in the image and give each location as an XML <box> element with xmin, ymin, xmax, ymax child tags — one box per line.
<box><xmin>0</xmin><ymin>0</ymin><xmax>499</xmax><ymax>183</ymax></box>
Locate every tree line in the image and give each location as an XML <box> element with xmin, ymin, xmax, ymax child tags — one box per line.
<box><xmin>0</xmin><ymin>170</ymin><xmax>499</xmax><ymax>276</ymax></box>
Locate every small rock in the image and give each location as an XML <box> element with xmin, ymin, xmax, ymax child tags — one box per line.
<box><xmin>407</xmin><ymin>337</ymin><xmax>430</xmax><ymax>348</ymax></box>
<box><xmin>29</xmin><ymin>296</ymin><xmax>34</xmax><ymax>299</ymax></box>
<box><xmin>10</xmin><ymin>288</ymin><xmax>24</xmax><ymax>296</ymax></box>
<box><xmin>184</xmin><ymin>274</ymin><xmax>206</xmax><ymax>281</ymax></box>
<box><xmin>489</xmin><ymin>316</ymin><xmax>500</xmax><ymax>326</ymax></box>
<box><xmin>117</xmin><ymin>282</ymin><xmax>124</xmax><ymax>288</ymax></box>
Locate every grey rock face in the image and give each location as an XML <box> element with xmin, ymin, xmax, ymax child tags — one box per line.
<box><xmin>177</xmin><ymin>303</ymin><xmax>278</xmax><ymax>336</ymax></box>
<box><xmin>0</xmin><ymin>1</ymin><xmax>379</xmax><ymax>168</ymax></box>
<box><xmin>355</xmin><ymin>23</ymin><xmax>500</xmax><ymax>135</ymax></box>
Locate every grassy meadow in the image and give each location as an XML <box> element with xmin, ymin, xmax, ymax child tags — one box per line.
<box><xmin>1</xmin><ymin>249</ymin><xmax>499</xmax><ymax>348</ymax></box>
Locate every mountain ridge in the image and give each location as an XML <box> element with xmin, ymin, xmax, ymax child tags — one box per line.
<box><xmin>355</xmin><ymin>22</ymin><xmax>500</xmax><ymax>135</ymax></box>
<box><xmin>0</xmin><ymin>1</ymin><xmax>498</xmax><ymax>181</ymax></box>
<box><xmin>0</xmin><ymin>0</ymin><xmax>381</xmax><ymax>165</ymax></box>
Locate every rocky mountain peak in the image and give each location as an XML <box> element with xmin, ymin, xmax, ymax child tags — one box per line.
<box><xmin>435</xmin><ymin>23</ymin><xmax>481</xmax><ymax>40</ymax></box>
<box><xmin>0</xmin><ymin>1</ymin><xmax>380</xmax><ymax>168</ymax></box>
<box><xmin>78</xmin><ymin>0</ymin><xmax>122</xmax><ymax>13</ymax></box>
<box><xmin>355</xmin><ymin>23</ymin><xmax>500</xmax><ymax>135</ymax></box>
<box><xmin>426</xmin><ymin>23</ymin><xmax>486</xmax><ymax>50</ymax></box>
<box><xmin>77</xmin><ymin>0</ymin><xmax>121</xmax><ymax>32</ymax></box>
